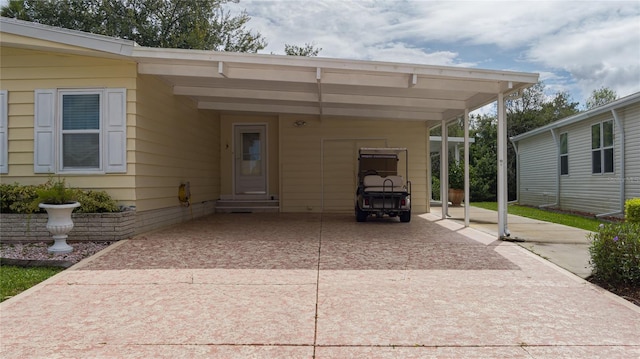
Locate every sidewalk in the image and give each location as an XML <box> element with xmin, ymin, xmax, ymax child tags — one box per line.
<box><xmin>433</xmin><ymin>206</ymin><xmax>593</xmax><ymax>278</ymax></box>
<box><xmin>1</xmin><ymin>213</ymin><xmax>638</xmax><ymax>358</ymax></box>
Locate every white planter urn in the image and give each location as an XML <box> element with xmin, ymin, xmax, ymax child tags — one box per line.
<box><xmin>39</xmin><ymin>202</ymin><xmax>81</xmax><ymax>254</ymax></box>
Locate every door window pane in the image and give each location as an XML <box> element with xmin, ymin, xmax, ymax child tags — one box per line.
<box><xmin>241</xmin><ymin>132</ymin><xmax>261</xmax><ymax>176</ymax></box>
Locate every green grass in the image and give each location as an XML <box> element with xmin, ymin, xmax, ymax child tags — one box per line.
<box><xmin>0</xmin><ymin>265</ymin><xmax>64</xmax><ymax>302</ymax></box>
<box><xmin>471</xmin><ymin>202</ymin><xmax>605</xmax><ymax>231</ymax></box>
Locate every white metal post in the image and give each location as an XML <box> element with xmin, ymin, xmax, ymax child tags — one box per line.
<box><xmin>464</xmin><ymin>109</ymin><xmax>470</xmax><ymax>227</ymax></box>
<box><xmin>441</xmin><ymin>119</ymin><xmax>448</xmax><ymax>219</ymax></box>
<box><xmin>497</xmin><ymin>93</ymin><xmax>508</xmax><ymax>237</ymax></box>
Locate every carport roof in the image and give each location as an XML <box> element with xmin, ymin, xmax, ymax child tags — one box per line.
<box><xmin>1</xmin><ymin>17</ymin><xmax>539</xmax><ymax>125</ymax></box>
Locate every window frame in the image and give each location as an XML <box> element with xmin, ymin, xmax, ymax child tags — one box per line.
<box><xmin>57</xmin><ymin>89</ymin><xmax>104</xmax><ymax>173</ymax></box>
<box><xmin>591</xmin><ymin>120</ymin><xmax>614</xmax><ymax>175</ymax></box>
<box><xmin>34</xmin><ymin>87</ymin><xmax>126</xmax><ymax>175</ymax></box>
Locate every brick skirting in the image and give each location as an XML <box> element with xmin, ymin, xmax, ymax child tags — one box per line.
<box><xmin>0</xmin><ymin>211</ymin><xmax>135</xmax><ymax>243</ymax></box>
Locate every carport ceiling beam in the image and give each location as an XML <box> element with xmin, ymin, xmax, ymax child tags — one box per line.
<box><xmin>138</xmin><ymin>63</ymin><xmax>223</xmax><ymax>78</ymax></box>
<box><xmin>322</xmin><ymin>94</ymin><xmax>467</xmax><ymax>109</ymax></box>
<box><xmin>174</xmin><ymin>86</ymin><xmax>318</xmax><ymax>102</ymax></box>
<box><xmin>199</xmin><ymin>101</ymin><xmax>443</xmax><ymax>121</ymax></box>
<box><xmin>199</xmin><ymin>102</ymin><xmax>320</xmax><ymax>115</ymax></box>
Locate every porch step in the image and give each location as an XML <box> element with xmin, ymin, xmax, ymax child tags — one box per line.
<box><xmin>215</xmin><ymin>199</ymin><xmax>280</xmax><ymax>213</ymax></box>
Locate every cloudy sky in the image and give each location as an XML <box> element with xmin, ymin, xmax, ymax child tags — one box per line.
<box><xmin>228</xmin><ymin>0</ymin><xmax>640</xmax><ymax>108</ymax></box>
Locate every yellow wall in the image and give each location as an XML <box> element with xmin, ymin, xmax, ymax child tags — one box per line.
<box><xmin>0</xmin><ymin>46</ymin><xmax>137</xmax><ymax>202</ymax></box>
<box><xmin>133</xmin><ymin>74</ymin><xmax>220</xmax><ymax>211</ymax></box>
<box><xmin>0</xmin><ymin>46</ymin><xmax>220</xmax><ymax>212</ymax></box>
<box><xmin>279</xmin><ymin>115</ymin><xmax>429</xmax><ymax>213</ymax></box>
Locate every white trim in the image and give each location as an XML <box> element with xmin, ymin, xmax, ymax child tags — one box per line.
<box><xmin>0</xmin><ymin>17</ymin><xmax>135</xmax><ymax>56</ymax></box>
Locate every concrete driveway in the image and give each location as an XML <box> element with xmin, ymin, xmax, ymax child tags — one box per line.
<box><xmin>1</xmin><ymin>213</ymin><xmax>639</xmax><ymax>358</ymax></box>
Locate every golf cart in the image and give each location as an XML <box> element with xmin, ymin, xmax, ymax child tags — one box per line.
<box><xmin>354</xmin><ymin>148</ymin><xmax>411</xmax><ymax>222</ymax></box>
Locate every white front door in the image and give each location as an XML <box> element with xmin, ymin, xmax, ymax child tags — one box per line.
<box><xmin>234</xmin><ymin>125</ymin><xmax>267</xmax><ymax>196</ymax></box>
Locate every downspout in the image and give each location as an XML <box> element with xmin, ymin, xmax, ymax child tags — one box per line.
<box><xmin>596</xmin><ymin>108</ymin><xmax>625</xmax><ymax>218</ymax></box>
<box><xmin>539</xmin><ymin>128</ymin><xmax>560</xmax><ymax>209</ymax></box>
<box><xmin>509</xmin><ymin>138</ymin><xmax>519</xmax><ymax>204</ymax></box>
<box><xmin>497</xmin><ymin>93</ymin><xmax>509</xmax><ymax>237</ymax></box>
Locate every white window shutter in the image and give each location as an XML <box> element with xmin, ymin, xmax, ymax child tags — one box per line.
<box><xmin>0</xmin><ymin>90</ymin><xmax>8</xmax><ymax>174</ymax></box>
<box><xmin>104</xmin><ymin>88</ymin><xmax>127</xmax><ymax>173</ymax></box>
<box><xmin>34</xmin><ymin>89</ymin><xmax>56</xmax><ymax>173</ymax></box>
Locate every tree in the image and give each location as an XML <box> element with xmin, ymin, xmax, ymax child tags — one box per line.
<box><xmin>284</xmin><ymin>42</ymin><xmax>322</xmax><ymax>57</ymax></box>
<box><xmin>586</xmin><ymin>87</ymin><xmax>618</xmax><ymax>110</ymax></box>
<box><xmin>1</xmin><ymin>0</ymin><xmax>267</xmax><ymax>52</ymax></box>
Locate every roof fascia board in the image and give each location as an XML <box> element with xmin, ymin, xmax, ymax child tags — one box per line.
<box><xmin>0</xmin><ymin>17</ymin><xmax>135</xmax><ymax>56</ymax></box>
<box><xmin>512</xmin><ymin>92</ymin><xmax>640</xmax><ymax>142</ymax></box>
<box><xmin>132</xmin><ymin>46</ymin><xmax>538</xmax><ymax>84</ymax></box>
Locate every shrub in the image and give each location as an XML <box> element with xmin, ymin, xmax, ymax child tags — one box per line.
<box><xmin>625</xmin><ymin>198</ymin><xmax>640</xmax><ymax>223</ymax></box>
<box><xmin>431</xmin><ymin>176</ymin><xmax>440</xmax><ymax>201</ymax></box>
<box><xmin>588</xmin><ymin>222</ymin><xmax>640</xmax><ymax>286</ymax></box>
<box><xmin>0</xmin><ymin>181</ymin><xmax>119</xmax><ymax>214</ymax></box>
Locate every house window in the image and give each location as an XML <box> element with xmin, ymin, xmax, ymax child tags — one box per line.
<box><xmin>559</xmin><ymin>132</ymin><xmax>568</xmax><ymax>175</ymax></box>
<box><xmin>34</xmin><ymin>88</ymin><xmax>126</xmax><ymax>174</ymax></box>
<box><xmin>591</xmin><ymin>120</ymin><xmax>614</xmax><ymax>174</ymax></box>
<box><xmin>61</xmin><ymin>92</ymin><xmax>101</xmax><ymax>170</ymax></box>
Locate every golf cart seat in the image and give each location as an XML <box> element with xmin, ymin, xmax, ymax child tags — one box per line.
<box><xmin>363</xmin><ymin>175</ymin><xmax>407</xmax><ymax>193</ymax></box>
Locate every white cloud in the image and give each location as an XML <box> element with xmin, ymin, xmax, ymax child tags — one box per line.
<box><xmin>232</xmin><ymin>0</ymin><xmax>640</xmax><ymax>104</ymax></box>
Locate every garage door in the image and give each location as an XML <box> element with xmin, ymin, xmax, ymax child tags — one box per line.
<box><xmin>322</xmin><ymin>139</ymin><xmax>386</xmax><ymax>212</ymax></box>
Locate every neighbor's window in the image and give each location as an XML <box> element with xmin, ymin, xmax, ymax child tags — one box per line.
<box><xmin>61</xmin><ymin>92</ymin><xmax>101</xmax><ymax>169</ymax></box>
<box><xmin>591</xmin><ymin>120</ymin><xmax>614</xmax><ymax>174</ymax></box>
<box><xmin>560</xmin><ymin>132</ymin><xmax>568</xmax><ymax>175</ymax></box>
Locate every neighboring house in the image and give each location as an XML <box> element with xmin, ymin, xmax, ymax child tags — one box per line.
<box><xmin>0</xmin><ymin>17</ymin><xmax>538</xmax><ymax>234</ymax></box>
<box><xmin>512</xmin><ymin>92</ymin><xmax>640</xmax><ymax>217</ymax></box>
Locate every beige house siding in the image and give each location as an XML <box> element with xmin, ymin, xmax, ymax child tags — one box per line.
<box><xmin>133</xmin><ymin>74</ymin><xmax>220</xmax><ymax>212</ymax></box>
<box><xmin>622</xmin><ymin>103</ymin><xmax>640</xmax><ymax>200</ymax></box>
<box><xmin>279</xmin><ymin>115</ymin><xmax>428</xmax><ymax>213</ymax></box>
<box><xmin>517</xmin><ymin>99</ymin><xmax>640</xmax><ymax>215</ymax></box>
<box><xmin>0</xmin><ymin>46</ymin><xmax>137</xmax><ymax>201</ymax></box>
<box><xmin>558</xmin><ymin>112</ymin><xmax>620</xmax><ymax>214</ymax></box>
<box><xmin>517</xmin><ymin>134</ymin><xmax>557</xmax><ymax>207</ymax></box>
<box><xmin>0</xmin><ymin>46</ymin><xmax>221</xmax><ymax>233</ymax></box>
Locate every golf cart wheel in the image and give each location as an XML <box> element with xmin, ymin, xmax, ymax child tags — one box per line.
<box><xmin>399</xmin><ymin>210</ymin><xmax>411</xmax><ymax>222</ymax></box>
<box><xmin>356</xmin><ymin>207</ymin><xmax>368</xmax><ymax>222</ymax></box>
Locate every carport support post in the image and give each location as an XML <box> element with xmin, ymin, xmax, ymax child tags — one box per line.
<box><xmin>464</xmin><ymin>108</ymin><xmax>470</xmax><ymax>227</ymax></box>
<box><xmin>497</xmin><ymin>93</ymin><xmax>508</xmax><ymax>237</ymax></box>
<box><xmin>441</xmin><ymin>119</ymin><xmax>449</xmax><ymax>219</ymax></box>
